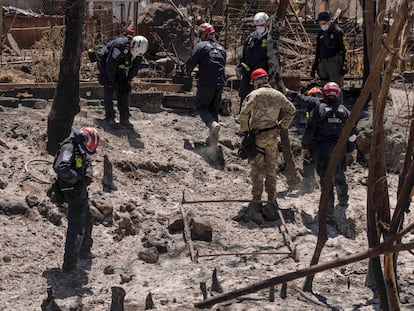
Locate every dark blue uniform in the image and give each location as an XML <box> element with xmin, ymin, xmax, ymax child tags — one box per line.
<box><xmin>287</xmin><ymin>90</ymin><xmax>322</xmax><ymax>192</ymax></box>
<box><xmin>100</xmin><ymin>37</ymin><xmax>143</xmax><ymax>122</ymax></box>
<box><xmin>313</xmin><ymin>24</ymin><xmax>347</xmax><ymax>87</ymax></box>
<box><xmin>54</xmin><ymin>138</ymin><xmax>94</xmax><ymax>271</ymax></box>
<box><xmin>302</xmin><ymin>100</ymin><xmax>355</xmax><ymax>214</ymax></box>
<box><xmin>287</xmin><ymin>90</ymin><xmax>320</xmax><ymax>132</ymax></box>
<box><xmin>186</xmin><ymin>39</ymin><xmax>226</xmax><ymax>126</ymax></box>
<box><xmin>239</xmin><ymin>31</ymin><xmax>268</xmax><ymax>109</ymax></box>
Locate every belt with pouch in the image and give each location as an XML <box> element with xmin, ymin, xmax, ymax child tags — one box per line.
<box><xmin>319</xmin><ymin>55</ymin><xmax>341</xmax><ymax>62</ymax></box>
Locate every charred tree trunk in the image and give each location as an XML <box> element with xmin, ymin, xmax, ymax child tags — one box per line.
<box><xmin>267</xmin><ymin>0</ymin><xmax>287</xmax><ymax>93</ymax></box>
<box><xmin>381</xmin><ymin>3</ymin><xmax>411</xmax><ymax>307</ymax></box>
<box><xmin>303</xmin><ymin>0</ymin><xmax>410</xmax><ymax>292</ymax></box>
<box><xmin>0</xmin><ymin>0</ymin><xmax>2</xmax><ymax>60</ymax></box>
<box><xmin>367</xmin><ymin>38</ymin><xmax>400</xmax><ymax>311</ymax></box>
<box><xmin>366</xmin><ymin>1</ymin><xmax>410</xmax><ymax>309</ymax></box>
<box><xmin>267</xmin><ymin>0</ymin><xmax>301</xmax><ymax>189</ymax></box>
<box><xmin>46</xmin><ymin>0</ymin><xmax>85</xmax><ymax>155</ymax></box>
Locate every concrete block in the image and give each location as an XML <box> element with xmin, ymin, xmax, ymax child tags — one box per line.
<box><xmin>0</xmin><ymin>97</ymin><xmax>19</xmax><ymax>108</ymax></box>
<box><xmin>21</xmin><ymin>98</ymin><xmax>48</xmax><ymax>109</ymax></box>
<box><xmin>130</xmin><ymin>91</ymin><xmax>163</xmax><ymax>112</ymax></box>
<box><xmin>163</xmin><ymin>94</ymin><xmax>194</xmax><ymax>110</ymax></box>
<box><xmin>190</xmin><ymin>217</ymin><xmax>212</xmax><ymax>242</ymax></box>
<box><xmin>31</xmin><ymin>87</ymin><xmax>55</xmax><ymax>99</ymax></box>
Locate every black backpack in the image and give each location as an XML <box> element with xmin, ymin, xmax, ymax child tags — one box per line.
<box><xmin>206</xmin><ymin>42</ymin><xmax>226</xmax><ymax>77</ymax></box>
<box><xmin>87</xmin><ymin>45</ymin><xmax>108</xmax><ymax>65</ymax></box>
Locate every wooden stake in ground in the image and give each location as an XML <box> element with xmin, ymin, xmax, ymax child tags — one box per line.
<box><xmin>110</xmin><ymin>286</ymin><xmax>125</xmax><ymax>311</ymax></box>
<box><xmin>267</xmin><ymin>0</ymin><xmax>301</xmax><ymax>189</ymax></box>
<box><xmin>102</xmin><ymin>154</ymin><xmax>117</xmax><ymax>191</ymax></box>
<box><xmin>145</xmin><ymin>292</ymin><xmax>155</xmax><ymax>310</ymax></box>
<box><xmin>180</xmin><ymin>193</ymin><xmax>197</xmax><ymax>262</ymax></box>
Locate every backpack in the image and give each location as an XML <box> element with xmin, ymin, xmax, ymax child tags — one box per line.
<box><xmin>46</xmin><ymin>138</ymin><xmax>80</xmax><ymax>203</ymax></box>
<box><xmin>87</xmin><ymin>45</ymin><xmax>108</xmax><ymax>65</ymax></box>
<box><xmin>238</xmin><ymin>131</ymin><xmax>265</xmax><ymax>160</ymax></box>
<box><xmin>204</xmin><ymin>42</ymin><xmax>226</xmax><ymax>77</ymax></box>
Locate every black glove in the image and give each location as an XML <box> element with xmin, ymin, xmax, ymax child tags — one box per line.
<box><xmin>340</xmin><ymin>61</ymin><xmax>348</xmax><ymax>75</ymax></box>
<box><xmin>345</xmin><ymin>150</ymin><xmax>356</xmax><ymax>166</ymax></box>
<box><xmin>82</xmin><ymin>175</ymin><xmax>92</xmax><ymax>185</ymax></box>
<box><xmin>311</xmin><ymin>64</ymin><xmax>317</xmax><ymax>78</ymax></box>
<box><xmin>106</xmin><ymin>83</ymin><xmax>114</xmax><ymax>93</ymax></box>
<box><xmin>286</xmin><ymin>90</ymin><xmax>298</xmax><ymax>101</ymax></box>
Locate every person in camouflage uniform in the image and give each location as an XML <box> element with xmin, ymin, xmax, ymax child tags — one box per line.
<box><xmin>240</xmin><ymin>68</ymin><xmax>296</xmax><ymax>205</ymax></box>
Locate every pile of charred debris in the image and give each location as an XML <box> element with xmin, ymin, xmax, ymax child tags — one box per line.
<box><xmin>0</xmin><ymin>1</ymin><xmax>412</xmax><ymax>120</ymax></box>
<box><xmin>0</xmin><ymin>1</ymin><xmax>373</xmax><ymax>92</ymax></box>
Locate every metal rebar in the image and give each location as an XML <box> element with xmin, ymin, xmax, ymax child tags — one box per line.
<box><xmin>197</xmin><ymin>251</ymin><xmax>292</xmax><ymax>258</ymax></box>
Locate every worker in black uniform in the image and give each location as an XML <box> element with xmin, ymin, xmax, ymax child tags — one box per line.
<box><xmin>302</xmin><ymin>82</ymin><xmax>356</xmax><ymax>220</ymax></box>
<box><xmin>99</xmin><ymin>35</ymin><xmax>148</xmax><ymax>128</ymax></box>
<box><xmin>53</xmin><ymin>127</ymin><xmax>100</xmax><ymax>273</ymax></box>
<box><xmin>287</xmin><ymin>87</ymin><xmax>324</xmax><ymax>193</ymax></box>
<box><xmin>311</xmin><ymin>12</ymin><xmax>348</xmax><ymax>88</ymax></box>
<box><xmin>237</xmin><ymin>12</ymin><xmax>270</xmax><ymax>111</ymax></box>
<box><xmin>185</xmin><ymin>22</ymin><xmax>227</xmax><ymax>146</ymax></box>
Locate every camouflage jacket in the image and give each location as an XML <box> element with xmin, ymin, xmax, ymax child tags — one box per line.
<box><xmin>240</xmin><ymin>84</ymin><xmax>296</xmax><ymax>133</ymax></box>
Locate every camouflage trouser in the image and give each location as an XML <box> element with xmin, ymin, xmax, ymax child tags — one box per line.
<box><xmin>248</xmin><ymin>130</ymin><xmax>278</xmax><ymax>200</ymax></box>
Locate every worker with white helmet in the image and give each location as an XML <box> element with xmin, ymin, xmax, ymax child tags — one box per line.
<box><xmin>237</xmin><ymin>12</ymin><xmax>270</xmax><ymax>112</ymax></box>
<box><xmin>99</xmin><ymin>34</ymin><xmax>148</xmax><ymax>129</ymax></box>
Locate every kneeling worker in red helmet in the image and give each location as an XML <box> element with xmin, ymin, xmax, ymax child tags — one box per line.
<box><xmin>53</xmin><ymin>127</ymin><xmax>100</xmax><ymax>273</ymax></box>
<box><xmin>240</xmin><ymin>68</ymin><xmax>296</xmax><ymax>208</ymax></box>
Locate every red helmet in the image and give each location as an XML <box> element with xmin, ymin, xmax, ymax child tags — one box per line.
<box><xmin>79</xmin><ymin>127</ymin><xmax>100</xmax><ymax>154</ymax></box>
<box><xmin>250</xmin><ymin>68</ymin><xmax>268</xmax><ymax>82</ymax></box>
<box><xmin>123</xmin><ymin>29</ymin><xmax>135</xmax><ymax>36</ymax></box>
<box><xmin>307</xmin><ymin>87</ymin><xmax>322</xmax><ymax>97</ymax></box>
<box><xmin>197</xmin><ymin>23</ymin><xmax>215</xmax><ymax>37</ymax></box>
<box><xmin>323</xmin><ymin>82</ymin><xmax>341</xmax><ymax>98</ymax></box>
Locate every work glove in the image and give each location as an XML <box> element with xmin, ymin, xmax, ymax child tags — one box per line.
<box><xmin>340</xmin><ymin>60</ymin><xmax>348</xmax><ymax>75</ymax></box>
<box><xmin>301</xmin><ymin>148</ymin><xmax>311</xmax><ymax>163</ymax></box>
<box><xmin>286</xmin><ymin>89</ymin><xmax>298</xmax><ymax>101</ymax></box>
<box><xmin>345</xmin><ymin>150</ymin><xmax>356</xmax><ymax>166</ymax></box>
<box><xmin>81</xmin><ymin>175</ymin><xmax>93</xmax><ymax>185</ymax></box>
<box><xmin>235</xmin><ymin>64</ymin><xmax>242</xmax><ymax>79</ymax></box>
<box><xmin>179</xmin><ymin>64</ymin><xmax>187</xmax><ymax>76</ymax></box>
<box><xmin>106</xmin><ymin>83</ymin><xmax>115</xmax><ymax>93</ymax></box>
<box><xmin>190</xmin><ymin>68</ymin><xmax>199</xmax><ymax>79</ymax></box>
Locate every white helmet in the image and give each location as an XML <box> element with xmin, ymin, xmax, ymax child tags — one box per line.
<box><xmin>253</xmin><ymin>12</ymin><xmax>269</xmax><ymax>26</ymax></box>
<box><xmin>131</xmin><ymin>35</ymin><xmax>148</xmax><ymax>57</ymax></box>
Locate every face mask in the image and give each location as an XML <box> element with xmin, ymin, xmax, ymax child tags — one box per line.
<box><xmin>320</xmin><ymin>24</ymin><xmax>329</xmax><ymax>31</ymax></box>
<box><xmin>325</xmin><ymin>98</ymin><xmax>339</xmax><ymax>107</ymax></box>
<box><xmin>256</xmin><ymin>26</ymin><xmax>266</xmax><ymax>35</ymax></box>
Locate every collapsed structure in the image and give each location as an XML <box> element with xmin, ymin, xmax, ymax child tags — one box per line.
<box><xmin>0</xmin><ymin>0</ymin><xmax>386</xmax><ymax>84</ymax></box>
